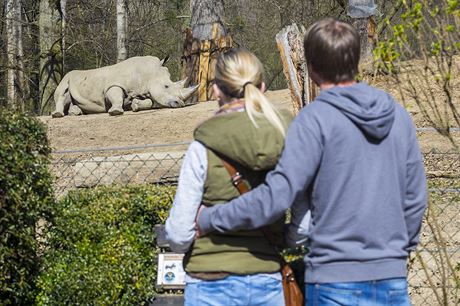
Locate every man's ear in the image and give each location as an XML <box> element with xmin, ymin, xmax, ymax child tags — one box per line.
<box><xmin>307</xmin><ymin>64</ymin><xmax>322</xmax><ymax>86</ymax></box>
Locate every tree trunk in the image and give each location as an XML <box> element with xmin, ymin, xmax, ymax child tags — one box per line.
<box><xmin>15</xmin><ymin>0</ymin><xmax>26</xmax><ymax>110</ymax></box>
<box><xmin>116</xmin><ymin>0</ymin><xmax>128</xmax><ymax>62</ymax></box>
<box><xmin>39</xmin><ymin>0</ymin><xmax>63</xmax><ymax>115</ymax></box>
<box><xmin>6</xmin><ymin>0</ymin><xmax>17</xmax><ymax>108</ymax></box>
<box><xmin>348</xmin><ymin>0</ymin><xmax>377</xmax><ymax>64</ymax></box>
<box><xmin>189</xmin><ymin>0</ymin><xmax>226</xmax><ymax>40</ymax></box>
<box><xmin>61</xmin><ymin>0</ymin><xmax>67</xmax><ymax>72</ymax></box>
<box><xmin>182</xmin><ymin>0</ymin><xmax>231</xmax><ymax>102</ymax></box>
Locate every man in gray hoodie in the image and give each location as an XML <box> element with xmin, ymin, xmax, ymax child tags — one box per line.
<box><xmin>196</xmin><ymin>18</ymin><xmax>427</xmax><ymax>305</ymax></box>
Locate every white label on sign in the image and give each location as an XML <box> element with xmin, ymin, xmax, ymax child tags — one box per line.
<box><xmin>157</xmin><ymin>253</ymin><xmax>186</xmax><ymax>288</ymax></box>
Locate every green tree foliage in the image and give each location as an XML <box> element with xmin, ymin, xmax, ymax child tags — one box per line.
<box><xmin>374</xmin><ymin>0</ymin><xmax>460</xmax><ymax>148</ymax></box>
<box><xmin>36</xmin><ymin>185</ymin><xmax>175</xmax><ymax>306</ymax></box>
<box><xmin>0</xmin><ymin>109</ymin><xmax>54</xmax><ymax>305</ymax></box>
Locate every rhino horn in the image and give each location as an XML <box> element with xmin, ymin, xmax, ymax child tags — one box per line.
<box><xmin>175</xmin><ymin>77</ymin><xmax>188</xmax><ymax>88</ymax></box>
<box><xmin>179</xmin><ymin>84</ymin><xmax>199</xmax><ymax>101</ymax></box>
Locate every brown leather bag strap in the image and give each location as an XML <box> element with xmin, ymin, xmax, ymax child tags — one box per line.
<box><xmin>217</xmin><ymin>154</ymin><xmax>282</xmax><ymax>253</ymax></box>
<box><xmin>219</xmin><ymin>157</ymin><xmax>250</xmax><ymax>194</ymax></box>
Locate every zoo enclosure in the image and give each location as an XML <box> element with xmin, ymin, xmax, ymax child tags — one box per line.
<box><xmin>50</xmin><ymin>132</ymin><xmax>460</xmax><ymax>305</ymax></box>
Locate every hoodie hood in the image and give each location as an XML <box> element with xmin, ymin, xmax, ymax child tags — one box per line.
<box><xmin>316</xmin><ymin>83</ymin><xmax>395</xmax><ymax>140</ymax></box>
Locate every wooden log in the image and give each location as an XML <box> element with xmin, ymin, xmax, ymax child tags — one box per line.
<box><xmin>276</xmin><ymin>24</ymin><xmax>319</xmax><ymax>114</ymax></box>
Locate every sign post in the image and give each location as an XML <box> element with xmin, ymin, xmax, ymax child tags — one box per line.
<box><xmin>150</xmin><ymin>225</ymin><xmax>185</xmax><ymax>306</ymax></box>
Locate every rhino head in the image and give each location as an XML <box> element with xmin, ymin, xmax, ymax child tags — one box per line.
<box><xmin>149</xmin><ymin>65</ymin><xmax>199</xmax><ymax>108</ymax></box>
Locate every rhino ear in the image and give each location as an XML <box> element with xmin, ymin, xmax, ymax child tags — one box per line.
<box><xmin>160</xmin><ymin>55</ymin><xmax>170</xmax><ymax>66</ymax></box>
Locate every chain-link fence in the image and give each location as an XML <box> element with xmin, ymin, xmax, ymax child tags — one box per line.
<box><xmin>50</xmin><ymin>140</ymin><xmax>459</xmax><ymax>305</ymax></box>
<box><xmin>410</xmin><ymin>148</ymin><xmax>460</xmax><ymax>305</ymax></box>
<box><xmin>50</xmin><ymin>142</ymin><xmax>190</xmax><ymax>198</ymax></box>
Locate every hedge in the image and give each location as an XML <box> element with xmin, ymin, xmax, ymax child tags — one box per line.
<box><xmin>0</xmin><ymin>109</ymin><xmax>55</xmax><ymax>305</ymax></box>
<box><xmin>36</xmin><ymin>184</ymin><xmax>175</xmax><ymax>306</ymax></box>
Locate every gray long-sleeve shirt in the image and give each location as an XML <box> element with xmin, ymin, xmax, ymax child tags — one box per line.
<box><xmin>198</xmin><ymin>83</ymin><xmax>427</xmax><ymax>283</ymax></box>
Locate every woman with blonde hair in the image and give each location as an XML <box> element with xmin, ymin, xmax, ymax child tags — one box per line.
<box><xmin>165</xmin><ymin>48</ymin><xmax>296</xmax><ymax>306</ymax></box>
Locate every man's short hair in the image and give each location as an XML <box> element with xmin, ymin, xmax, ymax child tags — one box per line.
<box><xmin>304</xmin><ymin>18</ymin><xmax>360</xmax><ymax>84</ymax></box>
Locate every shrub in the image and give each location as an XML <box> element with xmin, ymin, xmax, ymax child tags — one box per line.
<box><xmin>0</xmin><ymin>109</ymin><xmax>54</xmax><ymax>305</ymax></box>
<box><xmin>36</xmin><ymin>184</ymin><xmax>175</xmax><ymax>306</ymax></box>
<box><xmin>374</xmin><ymin>0</ymin><xmax>460</xmax><ymax>149</ymax></box>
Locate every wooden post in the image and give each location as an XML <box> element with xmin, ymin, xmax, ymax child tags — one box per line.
<box><xmin>276</xmin><ymin>24</ymin><xmax>319</xmax><ymax>114</ymax></box>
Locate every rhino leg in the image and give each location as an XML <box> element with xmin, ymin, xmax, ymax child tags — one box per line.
<box><xmin>68</xmin><ymin>104</ymin><xmax>83</xmax><ymax>116</ymax></box>
<box><xmin>106</xmin><ymin>86</ymin><xmax>125</xmax><ymax>116</ymax></box>
<box><xmin>131</xmin><ymin>98</ymin><xmax>153</xmax><ymax>112</ymax></box>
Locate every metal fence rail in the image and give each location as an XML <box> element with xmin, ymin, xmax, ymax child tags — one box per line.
<box><xmin>50</xmin><ymin>144</ymin><xmax>460</xmax><ymax>305</ymax></box>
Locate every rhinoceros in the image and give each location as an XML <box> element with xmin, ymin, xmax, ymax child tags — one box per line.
<box><xmin>51</xmin><ymin>56</ymin><xmax>198</xmax><ymax>118</ymax></box>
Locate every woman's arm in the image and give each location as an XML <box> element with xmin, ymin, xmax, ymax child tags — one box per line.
<box><xmin>165</xmin><ymin>141</ymin><xmax>207</xmax><ymax>253</ymax></box>
<box><xmin>285</xmin><ymin>192</ymin><xmax>311</xmax><ymax>248</ymax></box>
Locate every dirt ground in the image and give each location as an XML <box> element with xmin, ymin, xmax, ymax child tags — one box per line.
<box><xmin>39</xmin><ymin>90</ymin><xmax>293</xmax><ymax>151</ymax></box>
<box><xmin>40</xmin><ymin>86</ymin><xmax>458</xmax><ymax>153</ymax></box>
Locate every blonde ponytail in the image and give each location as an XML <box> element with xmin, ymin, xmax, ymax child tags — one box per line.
<box><xmin>244</xmin><ymin>83</ymin><xmax>286</xmax><ymax>137</ymax></box>
<box><xmin>214</xmin><ymin>49</ymin><xmax>287</xmax><ymax>137</ymax></box>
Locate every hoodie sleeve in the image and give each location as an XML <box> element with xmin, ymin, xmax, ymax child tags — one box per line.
<box><xmin>286</xmin><ymin>191</ymin><xmax>311</xmax><ymax>248</ymax></box>
<box><xmin>197</xmin><ymin>112</ymin><xmax>322</xmax><ymax>235</ymax></box>
<box><xmin>404</xmin><ymin>123</ymin><xmax>428</xmax><ymax>251</ymax></box>
<box><xmin>165</xmin><ymin>141</ymin><xmax>207</xmax><ymax>253</ymax></box>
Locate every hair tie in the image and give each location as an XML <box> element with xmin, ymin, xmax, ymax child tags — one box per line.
<box><xmin>243</xmin><ymin>81</ymin><xmax>253</xmax><ymax>91</ymax></box>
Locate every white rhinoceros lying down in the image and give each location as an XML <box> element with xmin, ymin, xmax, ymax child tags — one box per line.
<box><xmin>52</xmin><ymin>56</ymin><xmax>198</xmax><ymax>118</ymax></box>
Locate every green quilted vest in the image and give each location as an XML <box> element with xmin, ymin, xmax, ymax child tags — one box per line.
<box><xmin>183</xmin><ymin>109</ymin><xmax>293</xmax><ymax>274</ymax></box>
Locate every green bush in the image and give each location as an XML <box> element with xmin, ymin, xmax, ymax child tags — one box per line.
<box><xmin>0</xmin><ymin>109</ymin><xmax>54</xmax><ymax>305</ymax></box>
<box><xmin>36</xmin><ymin>184</ymin><xmax>175</xmax><ymax>306</ymax></box>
